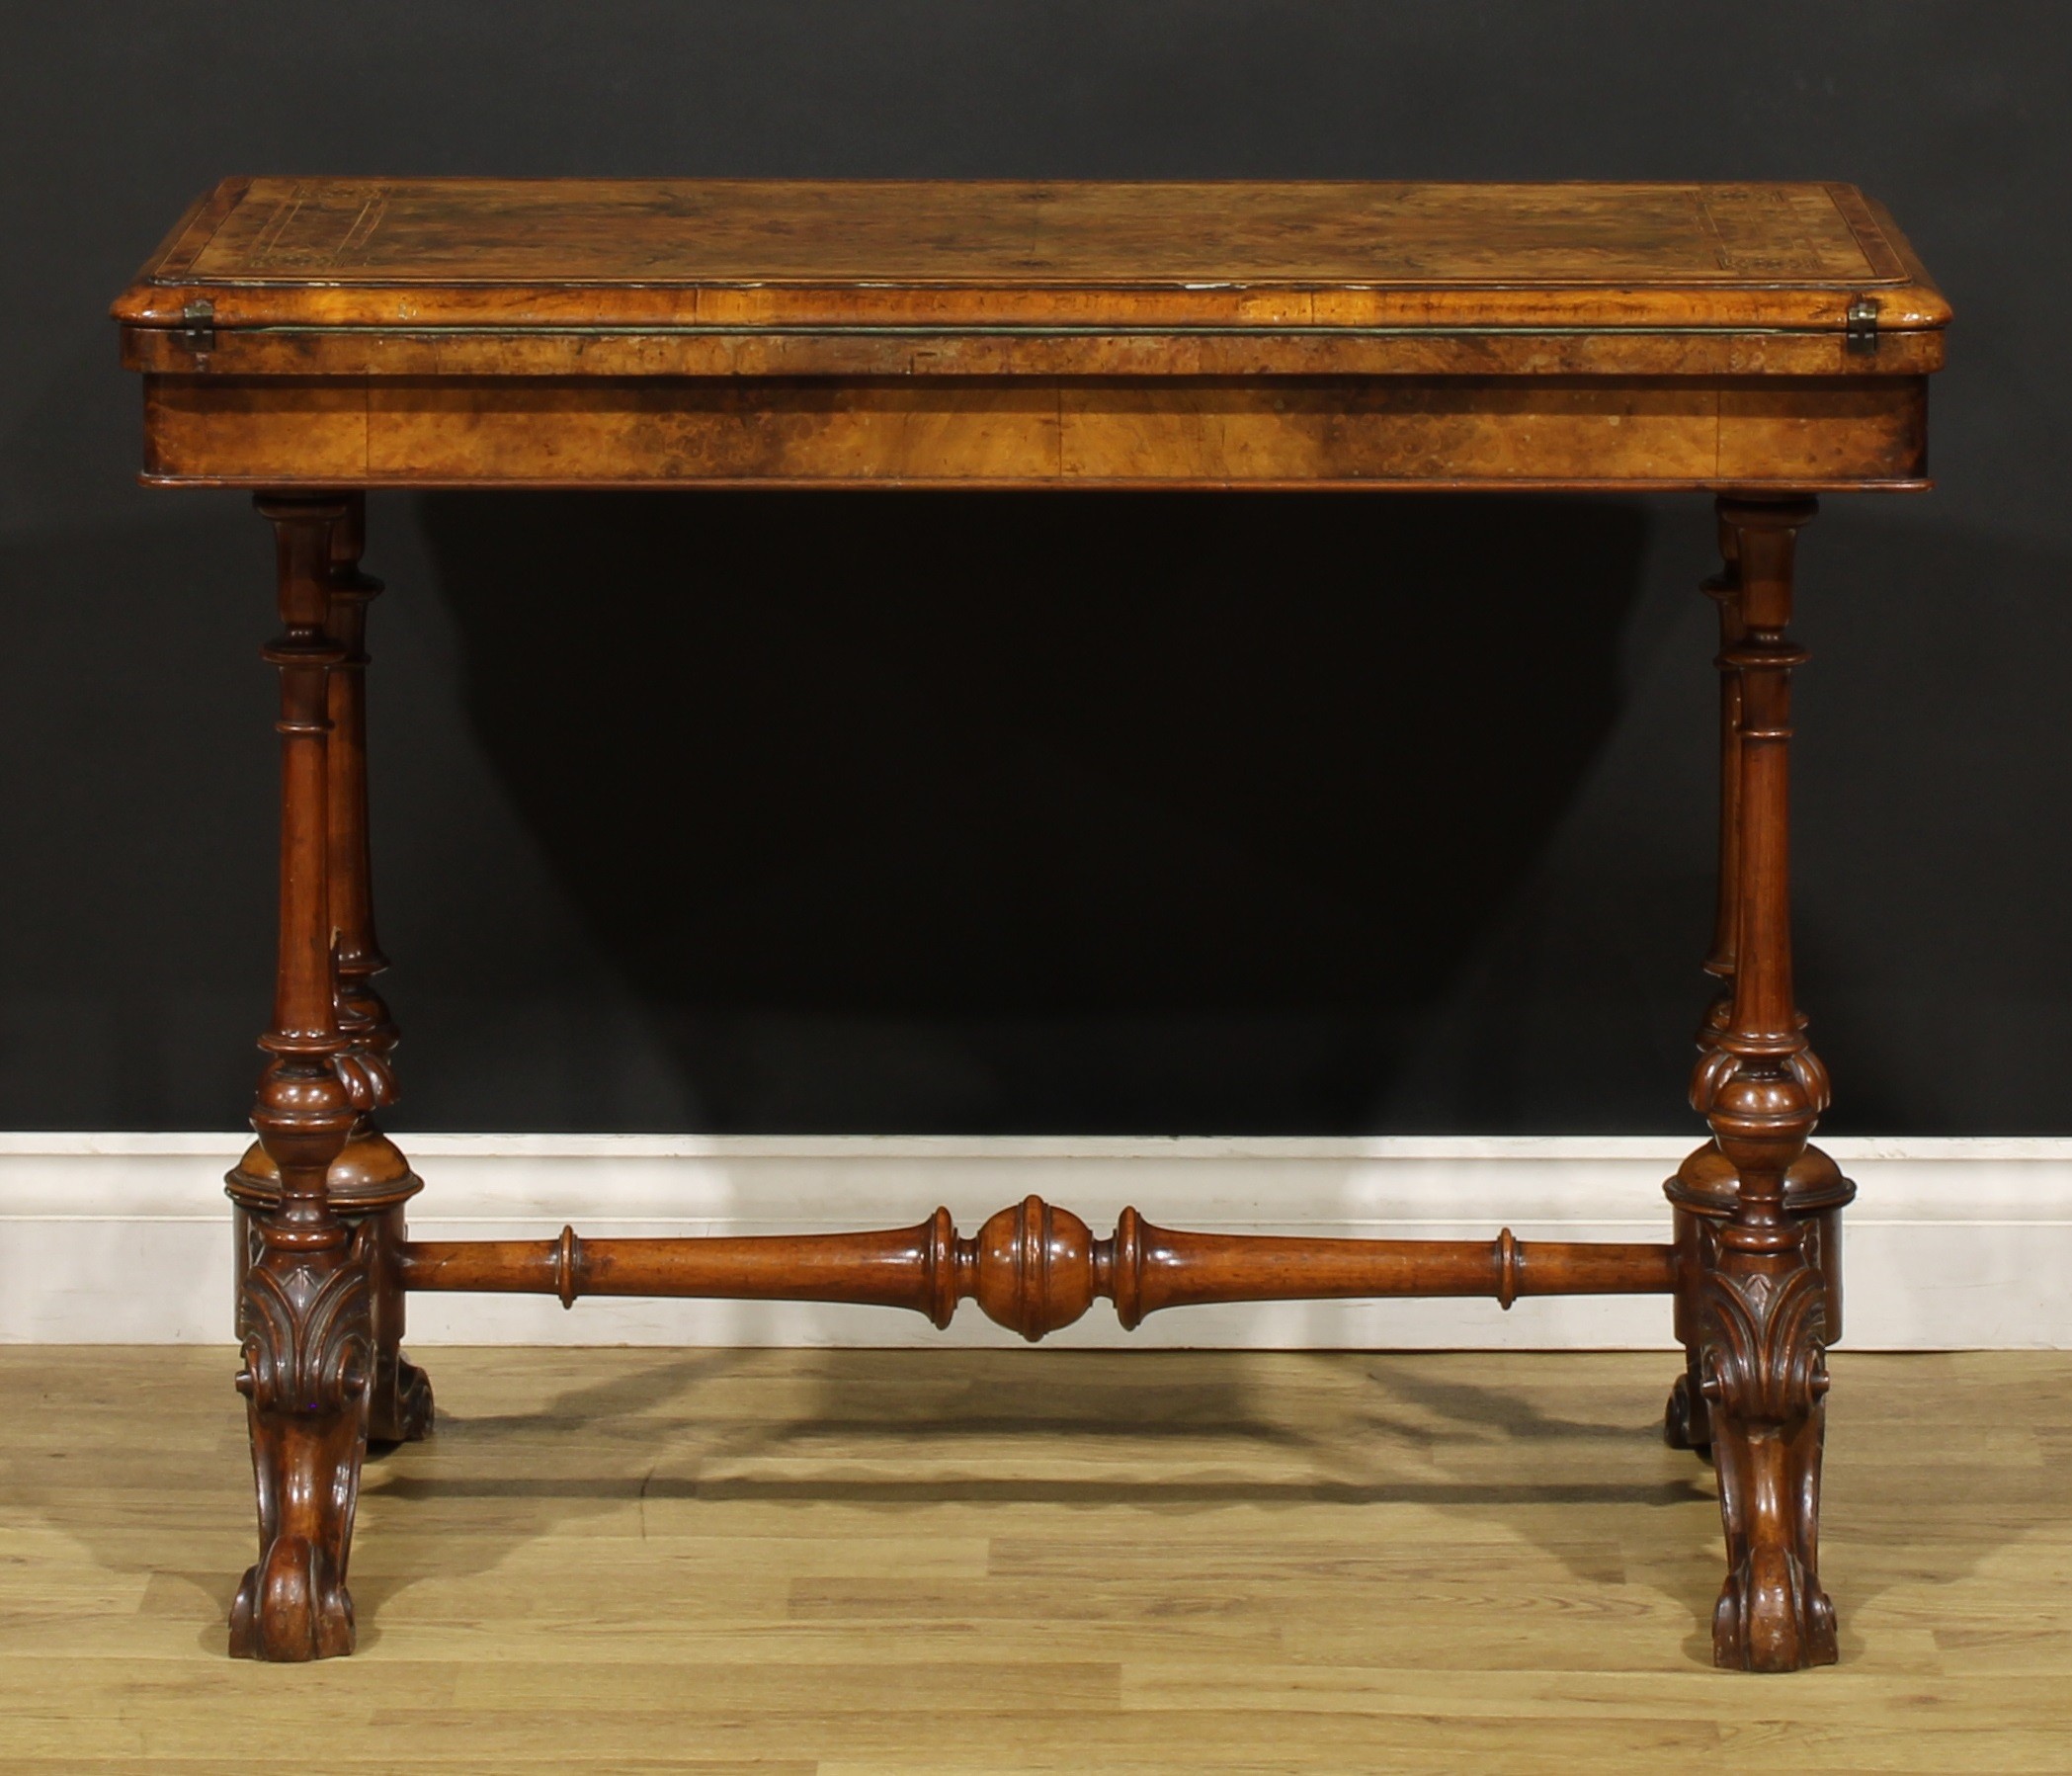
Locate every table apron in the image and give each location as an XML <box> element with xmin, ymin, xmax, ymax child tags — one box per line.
<box><xmin>139</xmin><ymin>373</ymin><xmax>1928</xmax><ymax>490</ymax></box>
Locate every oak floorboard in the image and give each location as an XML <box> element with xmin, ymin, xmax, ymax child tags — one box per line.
<box><xmin>0</xmin><ymin>1346</ymin><xmax>2065</xmax><ymax>1771</ymax></box>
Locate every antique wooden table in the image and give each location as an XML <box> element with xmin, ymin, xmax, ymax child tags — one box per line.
<box><xmin>115</xmin><ymin>178</ymin><xmax>1948</xmax><ymax>1671</ymax></box>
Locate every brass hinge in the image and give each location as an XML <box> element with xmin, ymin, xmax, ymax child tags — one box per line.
<box><xmin>173</xmin><ymin>297</ymin><xmax>215</xmax><ymax>356</ymax></box>
<box><xmin>1844</xmin><ymin>294</ymin><xmax>1880</xmax><ymax>356</ymax></box>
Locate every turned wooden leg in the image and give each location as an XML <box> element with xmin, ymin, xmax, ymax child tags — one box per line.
<box><xmin>1666</xmin><ymin>513</ymin><xmax>1855</xmax><ymax>1463</ymax></box>
<box><xmin>228</xmin><ymin>493</ymin><xmax>432</xmax><ymax>1446</ymax></box>
<box><xmin>230</xmin><ymin>494</ymin><xmax>375</xmax><ymax>1662</ymax></box>
<box><xmin>1683</xmin><ymin>494</ymin><xmax>1838</xmax><ymax>1672</ymax></box>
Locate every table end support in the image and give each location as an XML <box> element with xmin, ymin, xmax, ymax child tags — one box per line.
<box><xmin>226</xmin><ymin>493</ymin><xmax>433</xmax><ymax>1451</ymax></box>
<box><xmin>1685</xmin><ymin>494</ymin><xmax>1839</xmax><ymax>1673</ymax></box>
<box><xmin>230</xmin><ymin>493</ymin><xmax>374</xmax><ymax>1662</ymax></box>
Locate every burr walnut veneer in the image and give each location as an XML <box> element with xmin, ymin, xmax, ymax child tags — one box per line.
<box><xmin>114</xmin><ymin>178</ymin><xmax>1949</xmax><ymax>1672</ymax></box>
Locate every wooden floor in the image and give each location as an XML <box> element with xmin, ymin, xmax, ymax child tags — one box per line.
<box><xmin>0</xmin><ymin>1347</ymin><xmax>2066</xmax><ymax>1772</ymax></box>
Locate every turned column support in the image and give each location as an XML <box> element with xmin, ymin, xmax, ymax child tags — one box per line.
<box><xmin>1666</xmin><ymin>512</ymin><xmax>1854</xmax><ymax>1459</ymax></box>
<box><xmin>231</xmin><ymin>493</ymin><xmax>374</xmax><ymax>1663</ymax></box>
<box><xmin>228</xmin><ymin>492</ymin><xmax>432</xmax><ymax>1448</ymax></box>
<box><xmin>1680</xmin><ymin>493</ymin><xmax>1839</xmax><ymax>1673</ymax></box>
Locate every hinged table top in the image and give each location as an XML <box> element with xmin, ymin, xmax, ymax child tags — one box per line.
<box><xmin>116</xmin><ymin>177</ymin><xmax>1948</xmax><ymax>337</ymax></box>
<box><xmin>116</xmin><ymin>179</ymin><xmax>1949</xmax><ymax>492</ymax></box>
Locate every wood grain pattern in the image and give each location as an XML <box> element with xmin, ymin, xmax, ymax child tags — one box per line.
<box><xmin>1</xmin><ymin>1347</ymin><xmax>2066</xmax><ymax>1773</ymax></box>
<box><xmin>139</xmin><ymin>374</ymin><xmax>1929</xmax><ymax>489</ymax></box>
<box><xmin>118</xmin><ymin>179</ymin><xmax>1950</xmax><ymax>491</ymax></box>
<box><xmin>118</xmin><ymin>321</ymin><xmax>1948</xmax><ymax>381</ymax></box>
<box><xmin>114</xmin><ymin>178</ymin><xmax>1952</xmax><ymax>336</ymax></box>
<box><xmin>185</xmin><ymin>179</ymin><xmax>1891</xmax><ymax>283</ymax></box>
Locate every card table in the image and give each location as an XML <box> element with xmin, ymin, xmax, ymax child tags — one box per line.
<box><xmin>115</xmin><ymin>177</ymin><xmax>1949</xmax><ymax>1669</ymax></box>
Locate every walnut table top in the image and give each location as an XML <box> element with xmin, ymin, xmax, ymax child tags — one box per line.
<box><xmin>116</xmin><ymin>178</ymin><xmax>1949</xmax><ymax>491</ymax></box>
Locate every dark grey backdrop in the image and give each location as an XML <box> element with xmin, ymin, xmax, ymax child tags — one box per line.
<box><xmin>3</xmin><ymin>3</ymin><xmax>2067</xmax><ymax>1135</ymax></box>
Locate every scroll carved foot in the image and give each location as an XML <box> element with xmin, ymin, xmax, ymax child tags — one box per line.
<box><xmin>1697</xmin><ymin>1255</ymin><xmax>1836</xmax><ymax>1671</ymax></box>
<box><xmin>229</xmin><ymin>1227</ymin><xmax>373</xmax><ymax>1661</ymax></box>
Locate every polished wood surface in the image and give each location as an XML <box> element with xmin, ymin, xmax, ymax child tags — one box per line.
<box><xmin>113</xmin><ymin>178</ymin><xmax>1949</xmax><ymax>1669</ymax></box>
<box><xmin>116</xmin><ymin>178</ymin><xmax>1948</xmax><ymax>486</ymax></box>
<box><xmin>174</xmin><ymin>179</ymin><xmax>1902</xmax><ymax>284</ymax></box>
<box><xmin>137</xmin><ymin>374</ymin><xmax>1928</xmax><ymax>490</ymax></box>
<box><xmin>227</xmin><ymin>494</ymin><xmax>377</xmax><ymax>1662</ymax></box>
<box><xmin>117</xmin><ymin>178</ymin><xmax>1948</xmax><ymax>332</ymax></box>
<box><xmin>1678</xmin><ymin>498</ymin><xmax>1841</xmax><ymax>1669</ymax></box>
<box><xmin>396</xmin><ymin>1207</ymin><xmax>1675</xmax><ymax>1335</ymax></box>
<box><xmin>2</xmin><ymin>1347</ymin><xmax>2066</xmax><ymax>1773</ymax></box>
<box><xmin>224</xmin><ymin>495</ymin><xmax>434</xmax><ymax>1448</ymax></box>
<box><xmin>121</xmin><ymin>322</ymin><xmax>1948</xmax><ymax>380</ymax></box>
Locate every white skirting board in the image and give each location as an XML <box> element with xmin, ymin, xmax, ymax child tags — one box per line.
<box><xmin>2</xmin><ymin>1133</ymin><xmax>2067</xmax><ymax>1349</ymax></box>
